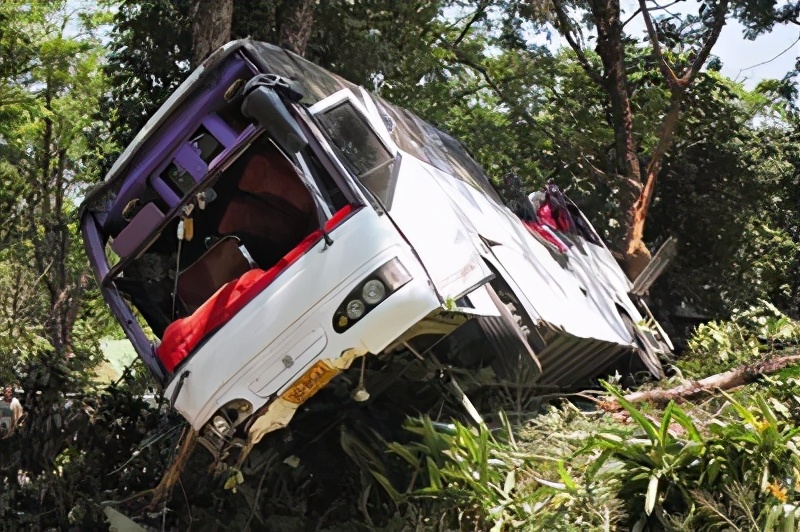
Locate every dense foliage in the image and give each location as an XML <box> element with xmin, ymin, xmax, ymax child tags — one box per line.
<box><xmin>385</xmin><ymin>313</ymin><xmax>800</xmax><ymax>530</ymax></box>
<box><xmin>0</xmin><ymin>0</ymin><xmax>799</xmax><ymax>530</ymax></box>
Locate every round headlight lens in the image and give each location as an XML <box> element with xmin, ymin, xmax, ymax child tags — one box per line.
<box><xmin>346</xmin><ymin>299</ymin><xmax>366</xmax><ymax>319</ymax></box>
<box><xmin>362</xmin><ymin>279</ymin><xmax>386</xmax><ymax>305</ymax></box>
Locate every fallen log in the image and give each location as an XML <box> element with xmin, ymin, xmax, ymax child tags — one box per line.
<box><xmin>601</xmin><ymin>351</ymin><xmax>800</xmax><ymax>411</ymax></box>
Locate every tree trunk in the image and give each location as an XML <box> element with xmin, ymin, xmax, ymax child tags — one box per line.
<box><xmin>589</xmin><ymin>0</ymin><xmax>649</xmax><ymax>279</ymax></box>
<box><xmin>590</xmin><ymin>0</ymin><xmax>639</xmax><ymax>182</ymax></box>
<box><xmin>190</xmin><ymin>0</ymin><xmax>234</xmax><ymax>67</ymax></box>
<box><xmin>624</xmin><ymin>94</ymin><xmax>684</xmax><ymax>279</ymax></box>
<box><xmin>30</xmin><ymin>79</ymin><xmax>89</xmax><ymax>358</ymax></box>
<box><xmin>276</xmin><ymin>0</ymin><xmax>316</xmax><ymax>57</ymax></box>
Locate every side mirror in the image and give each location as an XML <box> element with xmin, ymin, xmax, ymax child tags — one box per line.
<box><xmin>241</xmin><ymin>86</ymin><xmax>308</xmax><ymax>154</ymax></box>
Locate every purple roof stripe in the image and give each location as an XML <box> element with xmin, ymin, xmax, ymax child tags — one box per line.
<box><xmin>81</xmin><ymin>214</ymin><xmax>110</xmax><ymax>280</ymax></box>
<box><xmin>82</xmin><ymin>214</ymin><xmax>166</xmax><ymax>381</ymax></box>
<box><xmin>104</xmin><ymin>57</ymin><xmax>250</xmax><ymax>229</ymax></box>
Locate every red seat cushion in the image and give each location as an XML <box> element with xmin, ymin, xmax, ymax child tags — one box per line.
<box><xmin>523</xmin><ymin>219</ymin><xmax>568</xmax><ymax>253</ymax></box>
<box><xmin>157</xmin><ymin>205</ymin><xmax>354</xmax><ymax>373</ymax></box>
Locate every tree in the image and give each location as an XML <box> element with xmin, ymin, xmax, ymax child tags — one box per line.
<box><xmin>543</xmin><ymin>0</ymin><xmax>800</xmax><ymax>278</ymax></box>
<box><xmin>0</xmin><ymin>2</ymin><xmax>115</xmax><ymax>368</ymax></box>
<box><xmin>647</xmin><ymin>75</ymin><xmax>798</xmax><ymax>319</ymax></box>
<box><xmin>190</xmin><ymin>0</ymin><xmax>233</xmax><ymax>66</ymax></box>
<box><xmin>100</xmin><ymin>0</ymin><xmax>192</xmax><ymax>163</ymax></box>
<box><xmin>391</xmin><ymin>0</ymin><xmax>794</xmax><ymax>280</ymax></box>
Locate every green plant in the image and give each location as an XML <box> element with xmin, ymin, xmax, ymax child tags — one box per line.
<box><xmin>680</xmin><ymin>302</ymin><xmax>800</xmax><ymax>378</ymax></box>
<box><xmin>703</xmin><ymin>392</ymin><xmax>800</xmax><ymax>530</ymax></box>
<box><xmin>386</xmin><ymin>409</ymin><xmax>627</xmax><ymax>531</ymax></box>
<box><xmin>590</xmin><ymin>383</ymin><xmax>707</xmax><ymax>529</ymax></box>
<box><xmin>387</xmin><ymin>415</ymin><xmax>537</xmax><ymax>531</ymax></box>
<box><xmin>590</xmin><ymin>383</ymin><xmax>800</xmax><ymax>531</ymax></box>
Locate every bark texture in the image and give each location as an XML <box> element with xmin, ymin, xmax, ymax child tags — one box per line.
<box><xmin>190</xmin><ymin>0</ymin><xmax>234</xmax><ymax>67</ymax></box>
<box><xmin>276</xmin><ymin>0</ymin><xmax>316</xmax><ymax>56</ymax></box>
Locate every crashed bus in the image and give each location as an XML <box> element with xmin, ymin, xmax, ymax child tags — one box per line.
<box><xmin>79</xmin><ymin>40</ymin><xmax>672</xmax><ymax>462</ymax></box>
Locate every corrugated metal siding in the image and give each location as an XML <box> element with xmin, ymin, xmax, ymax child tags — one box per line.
<box><xmin>536</xmin><ymin>333</ymin><xmax>632</xmax><ymax>386</ymax></box>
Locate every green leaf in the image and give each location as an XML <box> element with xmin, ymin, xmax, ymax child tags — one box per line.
<box><xmin>670</xmin><ymin>407</ymin><xmax>703</xmax><ymax>443</ymax></box>
<box><xmin>481</xmin><ymin>430</ymin><xmax>491</xmax><ymax>482</ymax></box>
<box><xmin>706</xmin><ymin>457</ymin><xmax>723</xmax><ymax>485</ymax></box>
<box><xmin>426</xmin><ymin>456</ymin><xmax>442</xmax><ymax>490</ymax></box>
<box><xmin>603</xmin><ymin>382</ymin><xmax>659</xmax><ymax>442</ymax></box>
<box><xmin>645</xmin><ymin>474</ymin><xmax>660</xmax><ymax>515</ymax></box>
<box><xmin>557</xmin><ymin>461</ymin><xmax>578</xmax><ymax>492</ymax></box>
<box><xmin>756</xmin><ymin>394</ymin><xmax>779</xmax><ymax>426</ymax></box>
<box><xmin>370</xmin><ymin>471</ymin><xmax>401</xmax><ymax>502</ymax></box>
<box><xmin>659</xmin><ymin>401</ymin><xmax>675</xmax><ymax>446</ymax></box>
<box><xmin>721</xmin><ymin>391</ymin><xmax>760</xmax><ymax>427</ymax></box>
<box><xmin>503</xmin><ymin>469</ymin><xmax>516</xmax><ymax>497</ymax></box>
<box><xmin>387</xmin><ymin>442</ymin><xmax>420</xmax><ymax>469</ymax></box>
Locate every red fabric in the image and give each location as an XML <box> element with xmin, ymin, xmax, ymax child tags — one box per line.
<box><xmin>325</xmin><ymin>204</ymin><xmax>353</xmax><ymax>229</ymax></box>
<box><xmin>537</xmin><ymin>203</ymin><xmax>572</xmax><ymax>233</ymax></box>
<box><xmin>157</xmin><ymin>205</ymin><xmax>355</xmax><ymax>373</ymax></box>
<box><xmin>523</xmin><ymin>220</ymin><xmax>568</xmax><ymax>253</ymax></box>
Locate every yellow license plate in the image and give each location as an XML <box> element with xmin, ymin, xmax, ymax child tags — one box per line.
<box><xmin>280</xmin><ymin>360</ymin><xmax>339</xmax><ymax>405</ymax></box>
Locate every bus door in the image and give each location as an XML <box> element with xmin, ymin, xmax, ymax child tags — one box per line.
<box><xmin>309</xmin><ymin>89</ymin><xmax>492</xmax><ymax>300</ymax></box>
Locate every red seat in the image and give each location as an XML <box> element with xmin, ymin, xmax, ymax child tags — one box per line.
<box><xmin>157</xmin><ymin>205</ymin><xmax>354</xmax><ymax>373</ymax></box>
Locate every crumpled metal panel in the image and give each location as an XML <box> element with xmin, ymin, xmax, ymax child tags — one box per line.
<box><xmin>536</xmin><ymin>332</ymin><xmax>632</xmax><ymax>386</ymax></box>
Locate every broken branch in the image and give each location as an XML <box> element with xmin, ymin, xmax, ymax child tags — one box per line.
<box><xmin>601</xmin><ymin>351</ymin><xmax>800</xmax><ymax>411</ymax></box>
<box><xmin>148</xmin><ymin>427</ymin><xmax>198</xmax><ymax>510</ymax></box>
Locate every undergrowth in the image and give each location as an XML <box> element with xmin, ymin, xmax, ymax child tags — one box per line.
<box><xmin>6</xmin><ymin>304</ymin><xmax>800</xmax><ymax>531</ymax></box>
<box><xmin>678</xmin><ymin>300</ymin><xmax>800</xmax><ymax>378</ymax></box>
<box><xmin>378</xmin><ymin>304</ymin><xmax>800</xmax><ymax>531</ymax></box>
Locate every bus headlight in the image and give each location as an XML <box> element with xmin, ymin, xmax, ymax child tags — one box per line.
<box><xmin>346</xmin><ymin>299</ymin><xmax>366</xmax><ymax>319</ymax></box>
<box><xmin>333</xmin><ymin>258</ymin><xmax>411</xmax><ymax>333</ymax></box>
<box><xmin>362</xmin><ymin>280</ymin><xmax>386</xmax><ymax>305</ymax></box>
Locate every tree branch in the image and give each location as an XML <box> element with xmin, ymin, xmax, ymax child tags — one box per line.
<box><xmin>452</xmin><ymin>1</ymin><xmax>490</xmax><ymax>47</ymax></box>
<box><xmin>550</xmin><ymin>0</ymin><xmax>604</xmax><ymax>86</ymax></box>
<box><xmin>621</xmin><ymin>8</ymin><xmax>642</xmax><ymax>29</ymax></box>
<box><xmin>643</xmin><ymin>92</ymin><xmax>682</xmax><ymax>190</ymax></box>
<box><xmin>639</xmin><ymin>0</ymin><xmax>681</xmax><ymax>89</ymax></box>
<box><xmin>680</xmin><ymin>0</ymin><xmax>729</xmax><ymax>86</ymax></box>
<box><xmin>148</xmin><ymin>427</ymin><xmax>198</xmax><ymax>510</ymax></box>
<box><xmin>628</xmin><ymin>92</ymin><xmax>682</xmax><ymax>248</ymax></box>
<box><xmin>622</xmin><ymin>0</ymin><xmax>686</xmax><ymax>29</ymax></box>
